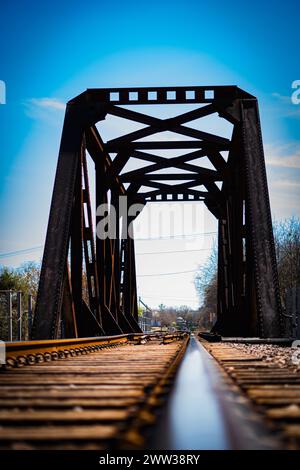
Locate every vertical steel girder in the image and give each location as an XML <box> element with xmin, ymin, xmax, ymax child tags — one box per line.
<box><xmin>32</xmin><ymin>86</ymin><xmax>282</xmax><ymax>339</ymax></box>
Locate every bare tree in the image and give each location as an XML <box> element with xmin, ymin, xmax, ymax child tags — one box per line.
<box><xmin>194</xmin><ymin>217</ymin><xmax>300</xmax><ymax>330</ymax></box>
<box><xmin>273</xmin><ymin>216</ymin><xmax>300</xmax><ymax>307</ymax></box>
<box><xmin>194</xmin><ymin>243</ymin><xmax>218</xmax><ymax>329</ymax></box>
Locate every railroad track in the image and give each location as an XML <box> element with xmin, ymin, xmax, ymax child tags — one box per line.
<box><xmin>2</xmin><ymin>332</ymin><xmax>299</xmax><ymax>450</ymax></box>
<box><xmin>0</xmin><ymin>333</ymin><xmax>188</xmax><ymax>450</ymax></box>
<box><xmin>200</xmin><ymin>337</ymin><xmax>300</xmax><ymax>450</ymax></box>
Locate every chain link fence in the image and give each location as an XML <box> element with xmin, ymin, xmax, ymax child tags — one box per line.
<box><xmin>0</xmin><ymin>290</ymin><xmax>34</xmax><ymax>341</ymax></box>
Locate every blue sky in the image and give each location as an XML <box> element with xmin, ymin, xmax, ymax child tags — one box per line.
<box><xmin>0</xmin><ymin>0</ymin><xmax>299</xmax><ymax>308</ymax></box>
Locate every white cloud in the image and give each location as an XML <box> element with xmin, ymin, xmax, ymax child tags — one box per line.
<box><xmin>270</xmin><ymin>92</ymin><xmax>300</xmax><ymax>119</ymax></box>
<box><xmin>271</xmin><ymin>92</ymin><xmax>291</xmax><ymax>104</ymax></box>
<box><xmin>28</xmin><ymin>97</ymin><xmax>65</xmax><ymax>110</ymax></box>
<box><xmin>23</xmin><ymin>97</ymin><xmax>66</xmax><ymax>125</ymax></box>
<box><xmin>265</xmin><ymin>143</ymin><xmax>300</xmax><ymax>169</ymax></box>
<box><xmin>265</xmin><ymin>142</ymin><xmax>300</xmax><ymax>217</ymax></box>
<box><xmin>272</xmin><ymin>179</ymin><xmax>300</xmax><ymax>189</ymax></box>
<box><xmin>267</xmin><ymin>154</ymin><xmax>300</xmax><ymax>169</ymax></box>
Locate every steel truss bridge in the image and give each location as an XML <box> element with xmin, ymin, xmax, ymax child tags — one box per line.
<box><xmin>31</xmin><ymin>86</ymin><xmax>282</xmax><ymax>340</ymax></box>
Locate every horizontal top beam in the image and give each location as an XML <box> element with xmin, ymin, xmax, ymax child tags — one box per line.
<box><xmin>69</xmin><ymin>86</ymin><xmax>255</xmax><ymax>106</ymax></box>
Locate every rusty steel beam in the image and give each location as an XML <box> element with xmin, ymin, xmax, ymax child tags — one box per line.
<box><xmin>240</xmin><ymin>100</ymin><xmax>282</xmax><ymax>337</ymax></box>
<box><xmin>32</xmin><ymin>105</ymin><xmax>85</xmax><ymax>339</ymax></box>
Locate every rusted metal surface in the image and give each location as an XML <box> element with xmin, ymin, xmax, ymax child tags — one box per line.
<box><xmin>3</xmin><ymin>333</ymin><xmax>142</xmax><ymax>365</ymax></box>
<box><xmin>0</xmin><ymin>333</ymin><xmax>188</xmax><ymax>449</ymax></box>
<box><xmin>200</xmin><ymin>338</ymin><xmax>300</xmax><ymax>449</ymax></box>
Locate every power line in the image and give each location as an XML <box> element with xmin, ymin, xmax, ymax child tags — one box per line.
<box><xmin>140</xmin><ymin>293</ymin><xmax>197</xmax><ymax>301</ymax></box>
<box><xmin>136</xmin><ymin>247</ymin><xmax>211</xmax><ymax>255</ymax></box>
<box><xmin>0</xmin><ymin>232</ymin><xmax>217</xmax><ymax>259</ymax></box>
<box><xmin>135</xmin><ymin>231</ymin><xmax>217</xmax><ymax>241</ymax></box>
<box><xmin>0</xmin><ymin>245</ymin><xmax>43</xmax><ymax>259</ymax></box>
<box><xmin>137</xmin><ymin>268</ymin><xmax>198</xmax><ymax>277</ymax></box>
<box><xmin>0</xmin><ymin>231</ymin><xmax>217</xmax><ymax>259</ymax></box>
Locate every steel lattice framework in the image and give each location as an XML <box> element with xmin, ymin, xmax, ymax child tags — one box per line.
<box><xmin>32</xmin><ymin>86</ymin><xmax>282</xmax><ymax>340</ymax></box>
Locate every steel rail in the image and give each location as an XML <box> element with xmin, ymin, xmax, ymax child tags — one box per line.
<box><xmin>0</xmin><ymin>333</ymin><xmax>189</xmax><ymax>450</ymax></box>
<box><xmin>1</xmin><ymin>333</ymin><xmax>187</xmax><ymax>369</ymax></box>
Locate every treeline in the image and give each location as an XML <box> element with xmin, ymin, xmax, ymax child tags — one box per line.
<box><xmin>155</xmin><ymin>304</ymin><xmax>201</xmax><ymax>329</ymax></box>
